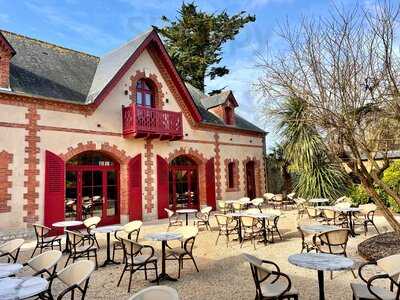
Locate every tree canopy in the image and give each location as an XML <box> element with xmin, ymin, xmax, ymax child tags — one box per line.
<box><xmin>156</xmin><ymin>2</ymin><xmax>255</xmax><ymax>93</ymax></box>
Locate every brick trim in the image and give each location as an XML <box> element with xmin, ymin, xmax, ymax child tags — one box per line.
<box><xmin>0</xmin><ymin>150</ymin><xmax>13</xmax><ymax>213</ymax></box>
<box><xmin>242</xmin><ymin>157</ymin><xmax>262</xmax><ymax>197</ymax></box>
<box><xmin>129</xmin><ymin>70</ymin><xmax>165</xmax><ymax>109</ymax></box>
<box><xmin>224</xmin><ymin>158</ymin><xmax>240</xmax><ymax>192</ymax></box>
<box><xmin>144</xmin><ymin>139</ymin><xmax>154</xmax><ymax>214</ymax></box>
<box><xmin>23</xmin><ymin>105</ymin><xmax>40</xmax><ymax>223</ymax></box>
<box><xmin>214</xmin><ymin>133</ymin><xmax>222</xmax><ymax>199</ymax></box>
<box><xmin>166</xmin><ymin>147</ymin><xmax>207</xmax><ymax>164</ymax></box>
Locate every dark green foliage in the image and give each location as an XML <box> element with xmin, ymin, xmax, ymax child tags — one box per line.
<box><xmin>156</xmin><ymin>2</ymin><xmax>255</xmax><ymax>92</ymax></box>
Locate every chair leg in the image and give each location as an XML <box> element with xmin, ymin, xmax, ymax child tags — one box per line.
<box><xmin>330</xmin><ymin>271</ymin><xmax>333</xmax><ymax>280</ymax></box>
<box><xmin>191</xmin><ymin>255</ymin><xmax>199</xmax><ymax>272</ymax></box>
<box><xmin>372</xmin><ymin>222</ymin><xmax>380</xmax><ymax>235</ymax></box>
<box><xmin>94</xmin><ymin>250</ymin><xmax>98</xmax><ymax>269</ymax></box>
<box><xmin>31</xmin><ymin>245</ymin><xmax>38</xmax><ymax>258</ymax></box>
<box><xmin>154</xmin><ymin>262</ymin><xmax>159</xmax><ymax>285</ymax></box>
<box><xmin>128</xmin><ymin>266</ymin><xmax>134</xmax><ymax>293</ymax></box>
<box><xmin>144</xmin><ymin>264</ymin><xmax>148</xmax><ymax>280</ymax></box>
<box><xmin>277</xmin><ymin>228</ymin><xmax>283</xmax><ymax>240</ymax></box>
<box><xmin>65</xmin><ymin>254</ymin><xmax>71</xmax><ymax>267</ymax></box>
<box><xmin>178</xmin><ymin>257</ymin><xmax>182</xmax><ymax>279</ymax></box>
<box><xmin>215</xmin><ymin>232</ymin><xmax>221</xmax><ymax>246</ymax></box>
<box><xmin>117</xmin><ymin>266</ymin><xmax>126</xmax><ymax>287</ymax></box>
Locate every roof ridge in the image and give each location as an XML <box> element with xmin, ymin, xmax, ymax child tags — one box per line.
<box><xmin>0</xmin><ymin>29</ymin><xmax>99</xmax><ymax>59</ymax></box>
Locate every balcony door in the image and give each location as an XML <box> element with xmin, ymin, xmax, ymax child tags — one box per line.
<box><xmin>66</xmin><ymin>152</ymin><xmax>120</xmax><ymax>225</ymax></box>
<box><xmin>169</xmin><ymin>156</ymin><xmax>199</xmax><ymax>210</ymax></box>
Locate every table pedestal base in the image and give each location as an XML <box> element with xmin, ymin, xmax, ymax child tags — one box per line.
<box><xmin>151</xmin><ymin>272</ymin><xmax>177</xmax><ymax>282</ymax></box>
<box><xmin>318</xmin><ymin>270</ymin><xmax>325</xmax><ymax>300</ymax></box>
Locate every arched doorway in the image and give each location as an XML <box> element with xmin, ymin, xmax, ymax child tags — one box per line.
<box><xmin>245</xmin><ymin>160</ymin><xmax>256</xmax><ymax>199</ymax></box>
<box><xmin>65</xmin><ymin>151</ymin><xmax>120</xmax><ymax>225</ymax></box>
<box><xmin>169</xmin><ymin>156</ymin><xmax>199</xmax><ymax>210</ymax></box>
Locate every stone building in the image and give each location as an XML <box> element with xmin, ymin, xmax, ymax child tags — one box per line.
<box><xmin>0</xmin><ymin>28</ymin><xmax>266</xmax><ymax>237</ymax></box>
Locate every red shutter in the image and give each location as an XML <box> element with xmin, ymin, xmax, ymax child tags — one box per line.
<box><xmin>44</xmin><ymin>151</ymin><xmax>65</xmax><ymax>234</ymax></box>
<box><xmin>128</xmin><ymin>154</ymin><xmax>142</xmax><ymax>221</ymax></box>
<box><xmin>206</xmin><ymin>158</ymin><xmax>216</xmax><ymax>210</ymax></box>
<box><xmin>157</xmin><ymin>155</ymin><xmax>169</xmax><ymax>219</ymax></box>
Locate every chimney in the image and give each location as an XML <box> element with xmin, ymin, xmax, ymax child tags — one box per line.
<box><xmin>0</xmin><ymin>32</ymin><xmax>15</xmax><ymax>90</ymax></box>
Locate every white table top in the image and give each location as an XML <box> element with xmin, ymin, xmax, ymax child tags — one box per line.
<box><xmin>245</xmin><ymin>212</ymin><xmax>277</xmax><ymax>219</ymax></box>
<box><xmin>300</xmin><ymin>224</ymin><xmax>339</xmax><ymax>234</ymax></box>
<box><xmin>337</xmin><ymin>207</ymin><xmax>361</xmax><ymax>213</ymax></box>
<box><xmin>0</xmin><ymin>276</ymin><xmax>48</xmax><ymax>300</ymax></box>
<box><xmin>309</xmin><ymin>198</ymin><xmax>329</xmax><ymax>203</ymax></box>
<box><xmin>289</xmin><ymin>253</ymin><xmax>353</xmax><ymax>271</ymax></box>
<box><xmin>176</xmin><ymin>209</ymin><xmax>198</xmax><ymax>214</ymax></box>
<box><xmin>144</xmin><ymin>232</ymin><xmax>182</xmax><ymax>241</ymax></box>
<box><xmin>52</xmin><ymin>220</ymin><xmax>83</xmax><ymax>228</ymax></box>
<box><xmin>0</xmin><ymin>263</ymin><xmax>23</xmax><ymax>278</ymax></box>
<box><xmin>91</xmin><ymin>225</ymin><xmax>122</xmax><ymax>234</ymax></box>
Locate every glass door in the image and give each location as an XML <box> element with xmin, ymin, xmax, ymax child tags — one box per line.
<box><xmin>65</xmin><ymin>171</ymin><xmax>78</xmax><ymax>221</ymax></box>
<box><xmin>170</xmin><ymin>167</ymin><xmax>199</xmax><ymax>210</ymax></box>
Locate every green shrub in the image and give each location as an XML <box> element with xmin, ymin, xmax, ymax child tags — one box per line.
<box><xmin>347</xmin><ymin>184</ymin><xmax>370</xmax><ymax>205</ymax></box>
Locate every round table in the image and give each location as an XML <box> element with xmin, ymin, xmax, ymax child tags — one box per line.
<box><xmin>300</xmin><ymin>224</ymin><xmax>339</xmax><ymax>234</ymax></box>
<box><xmin>144</xmin><ymin>232</ymin><xmax>182</xmax><ymax>282</ymax></box>
<box><xmin>289</xmin><ymin>253</ymin><xmax>353</xmax><ymax>300</ymax></box>
<box><xmin>246</xmin><ymin>212</ymin><xmax>278</xmax><ymax>244</ymax></box>
<box><xmin>175</xmin><ymin>209</ymin><xmax>198</xmax><ymax>226</ymax></box>
<box><xmin>52</xmin><ymin>220</ymin><xmax>83</xmax><ymax>253</ymax></box>
<box><xmin>0</xmin><ymin>276</ymin><xmax>48</xmax><ymax>299</ymax></box>
<box><xmin>0</xmin><ymin>263</ymin><xmax>23</xmax><ymax>278</ymax></box>
<box><xmin>92</xmin><ymin>225</ymin><xmax>122</xmax><ymax>267</ymax></box>
<box><xmin>334</xmin><ymin>207</ymin><xmax>361</xmax><ymax>237</ymax></box>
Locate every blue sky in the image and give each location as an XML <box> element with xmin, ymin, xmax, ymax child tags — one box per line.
<box><xmin>0</xmin><ymin>0</ymin><xmax>357</xmax><ymax>150</ymax></box>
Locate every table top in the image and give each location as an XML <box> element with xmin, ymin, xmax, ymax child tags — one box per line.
<box><xmin>309</xmin><ymin>198</ymin><xmax>329</xmax><ymax>203</ymax></box>
<box><xmin>288</xmin><ymin>253</ymin><xmax>353</xmax><ymax>271</ymax></box>
<box><xmin>337</xmin><ymin>207</ymin><xmax>361</xmax><ymax>213</ymax></box>
<box><xmin>52</xmin><ymin>220</ymin><xmax>83</xmax><ymax>228</ymax></box>
<box><xmin>91</xmin><ymin>225</ymin><xmax>122</xmax><ymax>233</ymax></box>
<box><xmin>176</xmin><ymin>209</ymin><xmax>198</xmax><ymax>214</ymax></box>
<box><xmin>0</xmin><ymin>276</ymin><xmax>48</xmax><ymax>300</ymax></box>
<box><xmin>300</xmin><ymin>224</ymin><xmax>339</xmax><ymax>234</ymax></box>
<box><xmin>144</xmin><ymin>232</ymin><xmax>182</xmax><ymax>241</ymax></box>
<box><xmin>245</xmin><ymin>212</ymin><xmax>277</xmax><ymax>219</ymax></box>
<box><xmin>0</xmin><ymin>263</ymin><xmax>23</xmax><ymax>278</ymax></box>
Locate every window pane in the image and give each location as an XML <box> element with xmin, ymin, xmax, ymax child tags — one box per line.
<box><xmin>107</xmin><ymin>185</ymin><xmax>117</xmax><ymax>216</ymax></box>
<box><xmin>65</xmin><ymin>171</ymin><xmax>77</xmax><ymax>220</ymax></box>
<box><xmin>136</xmin><ymin>80</ymin><xmax>142</xmax><ymax>88</ymax></box>
<box><xmin>145</xmin><ymin>93</ymin><xmax>152</xmax><ymax>106</ymax></box>
<box><xmin>137</xmin><ymin>92</ymin><xmax>142</xmax><ymax>105</ymax></box>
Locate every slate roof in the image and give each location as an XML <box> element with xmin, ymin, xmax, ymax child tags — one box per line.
<box><xmin>0</xmin><ymin>29</ymin><xmax>265</xmax><ymax>134</ymax></box>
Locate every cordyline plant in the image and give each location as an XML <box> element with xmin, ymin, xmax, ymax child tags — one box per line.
<box><xmin>257</xmin><ymin>1</ymin><xmax>400</xmax><ymax>232</ymax></box>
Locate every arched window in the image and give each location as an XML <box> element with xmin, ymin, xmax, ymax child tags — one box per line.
<box><xmin>224</xmin><ymin>106</ymin><xmax>234</xmax><ymax>125</ymax></box>
<box><xmin>136</xmin><ymin>79</ymin><xmax>155</xmax><ymax>107</ymax></box>
<box><xmin>228</xmin><ymin>162</ymin><xmax>235</xmax><ymax>188</ymax></box>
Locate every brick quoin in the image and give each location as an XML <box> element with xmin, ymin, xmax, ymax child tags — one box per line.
<box><xmin>0</xmin><ymin>150</ymin><xmax>13</xmax><ymax>213</ymax></box>
<box><xmin>23</xmin><ymin>105</ymin><xmax>40</xmax><ymax>224</ymax></box>
<box><xmin>213</xmin><ymin>133</ymin><xmax>222</xmax><ymax>199</ymax></box>
<box><xmin>144</xmin><ymin>139</ymin><xmax>154</xmax><ymax>213</ymax></box>
<box><xmin>129</xmin><ymin>70</ymin><xmax>165</xmax><ymax>109</ymax></box>
<box><xmin>224</xmin><ymin>158</ymin><xmax>240</xmax><ymax>192</ymax></box>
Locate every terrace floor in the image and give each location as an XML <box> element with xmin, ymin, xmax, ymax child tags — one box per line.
<box><xmin>17</xmin><ymin>209</ymin><xmax>393</xmax><ymax>300</ymax></box>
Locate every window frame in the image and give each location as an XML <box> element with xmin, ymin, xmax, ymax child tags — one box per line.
<box><xmin>136</xmin><ymin>79</ymin><xmax>155</xmax><ymax>108</ymax></box>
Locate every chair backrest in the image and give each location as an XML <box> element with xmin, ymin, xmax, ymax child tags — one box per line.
<box><xmin>335</xmin><ymin>202</ymin><xmax>351</xmax><ymax>209</ymax></box>
<box><xmin>123</xmin><ymin>220</ymin><xmax>143</xmax><ymax>233</ymax></box>
<box><xmin>306</xmin><ymin>207</ymin><xmax>319</xmax><ymax>218</ymax></box>
<box><xmin>0</xmin><ymin>238</ymin><xmax>24</xmax><ymax>254</ymax></box>
<box><xmin>215</xmin><ymin>214</ymin><xmax>232</xmax><ymax>226</ymax></box>
<box><xmin>252</xmin><ymin>198</ymin><xmax>264</xmax><ymax>206</ymax></box>
<box><xmin>262</xmin><ymin>208</ymin><xmax>282</xmax><ymax>216</ymax></box>
<box><xmin>200</xmin><ymin>206</ymin><xmax>212</xmax><ymax>214</ymax></box>
<box><xmin>359</xmin><ymin>203</ymin><xmax>377</xmax><ymax>215</ymax></box>
<box><xmin>242</xmin><ymin>253</ymin><xmax>274</xmax><ymax>290</ymax></box>
<box><xmin>32</xmin><ymin>224</ymin><xmax>51</xmax><ymax>239</ymax></box>
<box><xmin>57</xmin><ymin>260</ymin><xmax>95</xmax><ymax>287</ymax></box>
<box><xmin>174</xmin><ymin>226</ymin><xmax>198</xmax><ymax>241</ymax></box>
<box><xmin>232</xmin><ymin>202</ymin><xmax>242</xmax><ymax>211</ymax></box>
<box><xmin>217</xmin><ymin>201</ymin><xmax>227</xmax><ymax>209</ymax></box>
<box><xmin>239</xmin><ymin>197</ymin><xmax>250</xmax><ymax>203</ymax></box>
<box><xmin>121</xmin><ymin>238</ymin><xmax>143</xmax><ymax>260</ymax></box>
<box><xmin>65</xmin><ymin>230</ymin><xmax>84</xmax><ymax>248</ymax></box>
<box><xmin>318</xmin><ymin>229</ymin><xmax>349</xmax><ymax>247</ymax></box>
<box><xmin>287</xmin><ymin>192</ymin><xmax>295</xmax><ymax>199</ymax></box>
<box><xmin>263</xmin><ymin>193</ymin><xmax>275</xmax><ymax>200</ymax></box>
<box><xmin>128</xmin><ymin>286</ymin><xmax>179</xmax><ymax>300</ymax></box>
<box><xmin>274</xmin><ymin>194</ymin><xmax>284</xmax><ymax>202</ymax></box>
<box><xmin>241</xmin><ymin>216</ymin><xmax>257</xmax><ymax>227</ymax></box>
<box><xmin>323</xmin><ymin>209</ymin><xmax>337</xmax><ymax>219</ymax></box>
<box><xmin>83</xmin><ymin>216</ymin><xmax>101</xmax><ymax>229</ymax></box>
<box><xmin>28</xmin><ymin>250</ymin><xmax>62</xmax><ymax>273</ymax></box>
<box><xmin>377</xmin><ymin>254</ymin><xmax>400</xmax><ymax>280</ymax></box>
<box><xmin>335</xmin><ymin>196</ymin><xmax>348</xmax><ymax>204</ymax></box>
<box><xmin>164</xmin><ymin>208</ymin><xmax>174</xmax><ymax>218</ymax></box>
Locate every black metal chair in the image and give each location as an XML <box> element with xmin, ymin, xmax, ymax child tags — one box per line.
<box><xmin>267</xmin><ymin>215</ymin><xmax>283</xmax><ymax>242</ymax></box>
<box><xmin>297</xmin><ymin>226</ymin><xmax>317</xmax><ymax>253</ymax></box>
<box><xmin>112</xmin><ymin>220</ymin><xmax>142</xmax><ymax>261</ymax></box>
<box><xmin>117</xmin><ymin>238</ymin><xmax>158</xmax><ymax>293</ymax></box>
<box><xmin>64</xmin><ymin>230</ymin><xmax>98</xmax><ymax>268</ymax></box>
<box><xmin>214</xmin><ymin>214</ymin><xmax>238</xmax><ymax>247</ymax></box>
<box><xmin>240</xmin><ymin>216</ymin><xmax>262</xmax><ymax>250</ymax></box>
<box><xmin>0</xmin><ymin>238</ymin><xmax>24</xmax><ymax>263</ymax></box>
<box><xmin>353</xmin><ymin>203</ymin><xmax>380</xmax><ymax>236</ymax></box>
<box><xmin>243</xmin><ymin>253</ymin><xmax>298</xmax><ymax>300</ymax></box>
<box><xmin>193</xmin><ymin>206</ymin><xmax>212</xmax><ymax>230</ymax></box>
<box><xmin>81</xmin><ymin>216</ymin><xmax>101</xmax><ymax>248</ymax></box>
<box><xmin>31</xmin><ymin>224</ymin><xmax>62</xmax><ymax>257</ymax></box>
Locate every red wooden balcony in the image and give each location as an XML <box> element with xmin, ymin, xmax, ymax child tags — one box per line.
<box><xmin>122</xmin><ymin>105</ymin><xmax>183</xmax><ymax>140</ymax></box>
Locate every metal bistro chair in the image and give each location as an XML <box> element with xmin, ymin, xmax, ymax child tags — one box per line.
<box><xmin>217</xmin><ymin>200</ymin><xmax>230</xmax><ymax>214</ymax></box>
<box><xmin>32</xmin><ymin>224</ymin><xmax>62</xmax><ymax>257</ymax></box>
<box><xmin>306</xmin><ymin>206</ymin><xmax>322</xmax><ymax>221</ymax></box>
<box><xmin>266</xmin><ymin>211</ymin><xmax>283</xmax><ymax>242</ymax></box>
<box><xmin>232</xmin><ymin>201</ymin><xmax>244</xmax><ymax>212</ymax></box>
<box><xmin>240</xmin><ymin>216</ymin><xmax>262</xmax><ymax>250</ymax></box>
<box><xmin>54</xmin><ymin>260</ymin><xmax>95</xmax><ymax>300</ymax></box>
<box><xmin>322</xmin><ymin>208</ymin><xmax>343</xmax><ymax>226</ymax></box>
<box><xmin>353</xmin><ymin>204</ymin><xmax>380</xmax><ymax>236</ymax></box>
<box><xmin>0</xmin><ymin>238</ymin><xmax>24</xmax><ymax>263</ymax></box>
<box><xmin>252</xmin><ymin>198</ymin><xmax>265</xmax><ymax>212</ymax></box>
<box><xmin>297</xmin><ymin>226</ymin><xmax>317</xmax><ymax>253</ymax></box>
<box><xmin>263</xmin><ymin>193</ymin><xmax>275</xmax><ymax>207</ymax></box>
<box><xmin>24</xmin><ymin>250</ymin><xmax>62</xmax><ymax>299</ymax></box>
<box><xmin>351</xmin><ymin>253</ymin><xmax>400</xmax><ymax>300</ymax></box>
<box><xmin>272</xmin><ymin>194</ymin><xmax>284</xmax><ymax>210</ymax></box>
<box><xmin>81</xmin><ymin>216</ymin><xmax>101</xmax><ymax>248</ymax></box>
<box><xmin>117</xmin><ymin>238</ymin><xmax>158</xmax><ymax>293</ymax></box>
<box><xmin>315</xmin><ymin>228</ymin><xmax>356</xmax><ymax>279</ymax></box>
<box><xmin>193</xmin><ymin>206</ymin><xmax>212</xmax><ymax>230</ymax></box>
<box><xmin>243</xmin><ymin>253</ymin><xmax>298</xmax><ymax>300</ymax></box>
<box><xmin>129</xmin><ymin>286</ymin><xmax>179</xmax><ymax>300</ymax></box>
<box><xmin>214</xmin><ymin>214</ymin><xmax>238</xmax><ymax>247</ymax></box>
<box><xmin>165</xmin><ymin>208</ymin><xmax>183</xmax><ymax>230</ymax></box>
<box><xmin>166</xmin><ymin>226</ymin><xmax>199</xmax><ymax>278</ymax></box>
<box><xmin>112</xmin><ymin>220</ymin><xmax>142</xmax><ymax>261</ymax></box>
<box><xmin>64</xmin><ymin>230</ymin><xmax>98</xmax><ymax>268</ymax></box>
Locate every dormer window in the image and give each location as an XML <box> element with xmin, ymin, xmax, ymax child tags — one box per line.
<box><xmin>136</xmin><ymin>79</ymin><xmax>155</xmax><ymax>107</ymax></box>
<box><xmin>224</xmin><ymin>106</ymin><xmax>234</xmax><ymax>125</ymax></box>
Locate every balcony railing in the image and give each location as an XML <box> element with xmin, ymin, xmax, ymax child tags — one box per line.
<box><xmin>122</xmin><ymin>104</ymin><xmax>183</xmax><ymax>140</ymax></box>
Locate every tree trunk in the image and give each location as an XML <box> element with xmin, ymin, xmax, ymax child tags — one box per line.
<box><xmin>361</xmin><ymin>179</ymin><xmax>400</xmax><ymax>233</ymax></box>
<box><xmin>371</xmin><ymin>173</ymin><xmax>400</xmax><ymax>207</ymax></box>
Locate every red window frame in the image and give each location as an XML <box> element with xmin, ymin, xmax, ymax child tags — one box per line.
<box><xmin>136</xmin><ymin>79</ymin><xmax>155</xmax><ymax>108</ymax></box>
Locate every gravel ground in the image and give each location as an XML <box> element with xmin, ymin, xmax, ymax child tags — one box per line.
<box><xmin>14</xmin><ymin>209</ymin><xmax>393</xmax><ymax>300</ymax></box>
